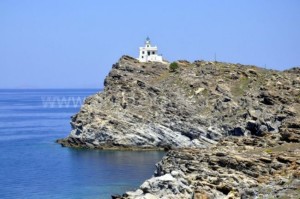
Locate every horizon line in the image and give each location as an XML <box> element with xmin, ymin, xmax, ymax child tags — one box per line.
<box><xmin>0</xmin><ymin>88</ymin><xmax>102</xmax><ymax>90</ymax></box>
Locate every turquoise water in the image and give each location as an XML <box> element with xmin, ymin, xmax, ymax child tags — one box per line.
<box><xmin>0</xmin><ymin>89</ymin><xmax>164</xmax><ymax>199</ymax></box>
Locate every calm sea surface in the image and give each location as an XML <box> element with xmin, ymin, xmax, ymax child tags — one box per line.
<box><xmin>0</xmin><ymin>89</ymin><xmax>164</xmax><ymax>199</ymax></box>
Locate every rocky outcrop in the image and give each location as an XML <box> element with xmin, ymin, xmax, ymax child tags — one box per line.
<box><xmin>57</xmin><ymin>56</ymin><xmax>300</xmax><ymax>150</ymax></box>
<box><xmin>119</xmin><ymin>136</ymin><xmax>300</xmax><ymax>199</ymax></box>
<box><xmin>57</xmin><ymin>55</ymin><xmax>300</xmax><ymax>198</ymax></box>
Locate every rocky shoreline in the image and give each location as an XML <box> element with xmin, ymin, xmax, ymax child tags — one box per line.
<box><xmin>116</xmin><ymin>135</ymin><xmax>300</xmax><ymax>198</ymax></box>
<box><xmin>57</xmin><ymin>55</ymin><xmax>300</xmax><ymax>198</ymax></box>
<box><xmin>56</xmin><ymin>138</ymin><xmax>166</xmax><ymax>151</ymax></box>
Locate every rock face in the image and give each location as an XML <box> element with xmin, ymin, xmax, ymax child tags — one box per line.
<box><xmin>57</xmin><ymin>55</ymin><xmax>300</xmax><ymax>150</ymax></box>
<box><xmin>57</xmin><ymin>55</ymin><xmax>300</xmax><ymax>198</ymax></box>
<box><xmin>121</xmin><ymin>136</ymin><xmax>300</xmax><ymax>198</ymax></box>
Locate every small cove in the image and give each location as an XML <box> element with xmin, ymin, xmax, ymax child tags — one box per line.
<box><xmin>0</xmin><ymin>89</ymin><xmax>165</xmax><ymax>199</ymax></box>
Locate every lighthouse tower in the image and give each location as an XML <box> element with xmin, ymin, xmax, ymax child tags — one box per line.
<box><xmin>138</xmin><ymin>37</ymin><xmax>163</xmax><ymax>62</ymax></box>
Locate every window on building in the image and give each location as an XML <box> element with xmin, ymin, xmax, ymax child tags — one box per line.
<box><xmin>142</xmin><ymin>51</ymin><xmax>144</xmax><ymax>54</ymax></box>
<box><xmin>147</xmin><ymin>51</ymin><xmax>150</xmax><ymax>56</ymax></box>
<box><xmin>152</xmin><ymin>51</ymin><xmax>155</xmax><ymax>54</ymax></box>
<box><xmin>147</xmin><ymin>45</ymin><xmax>149</xmax><ymax>47</ymax></box>
<box><xmin>142</xmin><ymin>56</ymin><xmax>144</xmax><ymax>58</ymax></box>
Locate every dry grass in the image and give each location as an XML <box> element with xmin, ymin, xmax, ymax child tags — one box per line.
<box><xmin>231</xmin><ymin>77</ymin><xmax>250</xmax><ymax>97</ymax></box>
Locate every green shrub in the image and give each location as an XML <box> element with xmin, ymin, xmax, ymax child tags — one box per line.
<box><xmin>169</xmin><ymin>62</ymin><xmax>179</xmax><ymax>72</ymax></box>
<box><xmin>265</xmin><ymin>149</ymin><xmax>273</xmax><ymax>154</ymax></box>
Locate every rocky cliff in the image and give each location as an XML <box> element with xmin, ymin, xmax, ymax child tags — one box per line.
<box><xmin>58</xmin><ymin>55</ymin><xmax>300</xmax><ymax>150</ymax></box>
<box><xmin>57</xmin><ymin>56</ymin><xmax>300</xmax><ymax>198</ymax></box>
<box><xmin>119</xmin><ymin>136</ymin><xmax>299</xmax><ymax>198</ymax></box>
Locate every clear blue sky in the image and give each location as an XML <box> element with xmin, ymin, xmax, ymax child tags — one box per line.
<box><xmin>1</xmin><ymin>0</ymin><xmax>299</xmax><ymax>88</ymax></box>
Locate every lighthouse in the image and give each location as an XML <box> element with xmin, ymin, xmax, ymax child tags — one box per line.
<box><xmin>138</xmin><ymin>37</ymin><xmax>163</xmax><ymax>62</ymax></box>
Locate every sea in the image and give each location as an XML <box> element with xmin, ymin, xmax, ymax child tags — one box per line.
<box><xmin>0</xmin><ymin>89</ymin><xmax>165</xmax><ymax>199</ymax></box>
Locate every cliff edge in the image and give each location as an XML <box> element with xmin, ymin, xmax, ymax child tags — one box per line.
<box><xmin>57</xmin><ymin>55</ymin><xmax>300</xmax><ymax>198</ymax></box>
<box><xmin>57</xmin><ymin>55</ymin><xmax>300</xmax><ymax>150</ymax></box>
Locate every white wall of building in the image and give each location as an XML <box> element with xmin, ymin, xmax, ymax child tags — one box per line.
<box><xmin>137</xmin><ymin>38</ymin><xmax>163</xmax><ymax>62</ymax></box>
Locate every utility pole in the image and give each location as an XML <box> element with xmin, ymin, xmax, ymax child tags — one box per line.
<box><xmin>214</xmin><ymin>53</ymin><xmax>217</xmax><ymax>62</ymax></box>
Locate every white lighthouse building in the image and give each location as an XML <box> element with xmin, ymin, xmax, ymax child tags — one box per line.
<box><xmin>138</xmin><ymin>37</ymin><xmax>163</xmax><ymax>62</ymax></box>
